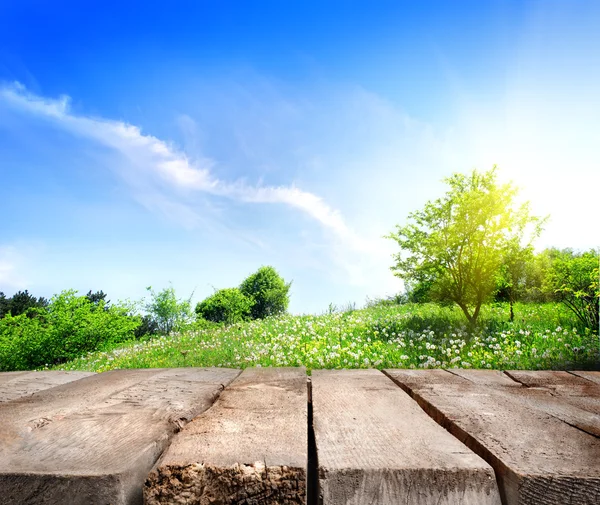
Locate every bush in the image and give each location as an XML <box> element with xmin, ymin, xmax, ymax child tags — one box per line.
<box><xmin>0</xmin><ymin>290</ymin><xmax>48</xmax><ymax>319</ymax></box>
<box><xmin>544</xmin><ymin>249</ymin><xmax>599</xmax><ymax>333</ymax></box>
<box><xmin>0</xmin><ymin>290</ymin><xmax>139</xmax><ymax>371</ymax></box>
<box><xmin>196</xmin><ymin>288</ymin><xmax>253</xmax><ymax>324</ymax></box>
<box><xmin>240</xmin><ymin>266</ymin><xmax>291</xmax><ymax>319</ymax></box>
<box><xmin>144</xmin><ymin>286</ymin><xmax>193</xmax><ymax>335</ymax></box>
<box><xmin>133</xmin><ymin>314</ymin><xmax>160</xmax><ymax>339</ymax></box>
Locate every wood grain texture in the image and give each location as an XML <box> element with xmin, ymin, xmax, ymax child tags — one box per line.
<box><xmin>145</xmin><ymin>367</ymin><xmax>307</xmax><ymax>505</ymax></box>
<box><xmin>385</xmin><ymin>369</ymin><xmax>600</xmax><ymax>505</ymax></box>
<box><xmin>572</xmin><ymin>370</ymin><xmax>600</xmax><ymax>385</ymax></box>
<box><xmin>0</xmin><ymin>367</ymin><xmax>239</xmax><ymax>505</ymax></box>
<box><xmin>503</xmin><ymin>370</ymin><xmax>600</xmax><ymax>435</ymax></box>
<box><xmin>312</xmin><ymin>369</ymin><xmax>501</xmax><ymax>505</ymax></box>
<box><xmin>447</xmin><ymin>369</ymin><xmax>522</xmax><ymax>388</ymax></box>
<box><xmin>0</xmin><ymin>371</ymin><xmax>95</xmax><ymax>403</ymax></box>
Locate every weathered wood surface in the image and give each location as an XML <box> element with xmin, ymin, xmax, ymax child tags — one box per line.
<box><xmin>385</xmin><ymin>369</ymin><xmax>600</xmax><ymax>505</ymax></box>
<box><xmin>0</xmin><ymin>367</ymin><xmax>239</xmax><ymax>505</ymax></box>
<box><xmin>448</xmin><ymin>369</ymin><xmax>521</xmax><ymax>387</ymax></box>
<box><xmin>312</xmin><ymin>369</ymin><xmax>501</xmax><ymax>505</ymax></box>
<box><xmin>144</xmin><ymin>367</ymin><xmax>307</xmax><ymax>505</ymax></box>
<box><xmin>571</xmin><ymin>370</ymin><xmax>600</xmax><ymax>385</ymax></box>
<box><xmin>0</xmin><ymin>371</ymin><xmax>95</xmax><ymax>403</ymax></box>
<box><xmin>504</xmin><ymin>370</ymin><xmax>600</xmax><ymax>432</ymax></box>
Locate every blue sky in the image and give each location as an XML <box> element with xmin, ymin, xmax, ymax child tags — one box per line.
<box><xmin>0</xmin><ymin>1</ymin><xmax>598</xmax><ymax>313</ymax></box>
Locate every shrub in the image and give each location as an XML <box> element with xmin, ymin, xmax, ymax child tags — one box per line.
<box><xmin>544</xmin><ymin>249</ymin><xmax>599</xmax><ymax>333</ymax></box>
<box><xmin>133</xmin><ymin>314</ymin><xmax>160</xmax><ymax>339</ymax></box>
<box><xmin>240</xmin><ymin>266</ymin><xmax>291</xmax><ymax>319</ymax></box>
<box><xmin>144</xmin><ymin>286</ymin><xmax>193</xmax><ymax>335</ymax></box>
<box><xmin>0</xmin><ymin>290</ymin><xmax>139</xmax><ymax>371</ymax></box>
<box><xmin>196</xmin><ymin>288</ymin><xmax>253</xmax><ymax>324</ymax></box>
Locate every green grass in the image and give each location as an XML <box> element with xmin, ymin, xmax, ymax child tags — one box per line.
<box><xmin>53</xmin><ymin>302</ymin><xmax>599</xmax><ymax>373</ymax></box>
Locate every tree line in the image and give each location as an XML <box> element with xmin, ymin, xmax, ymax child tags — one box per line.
<box><xmin>0</xmin><ymin>266</ymin><xmax>291</xmax><ymax>371</ymax></box>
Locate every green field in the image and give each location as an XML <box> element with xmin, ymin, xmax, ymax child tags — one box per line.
<box><xmin>54</xmin><ymin>302</ymin><xmax>599</xmax><ymax>372</ymax></box>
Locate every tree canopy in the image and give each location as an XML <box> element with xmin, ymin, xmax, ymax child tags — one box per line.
<box><xmin>387</xmin><ymin>167</ymin><xmax>543</xmax><ymax>325</ymax></box>
<box><xmin>196</xmin><ymin>288</ymin><xmax>253</xmax><ymax>324</ymax></box>
<box><xmin>240</xmin><ymin>266</ymin><xmax>291</xmax><ymax>319</ymax></box>
<box><xmin>543</xmin><ymin>249</ymin><xmax>599</xmax><ymax>333</ymax></box>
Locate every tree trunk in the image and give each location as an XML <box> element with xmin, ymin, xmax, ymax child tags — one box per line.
<box><xmin>471</xmin><ymin>303</ymin><xmax>481</xmax><ymax>327</ymax></box>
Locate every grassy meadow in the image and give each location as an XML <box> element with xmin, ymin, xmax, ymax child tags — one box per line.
<box><xmin>53</xmin><ymin>302</ymin><xmax>599</xmax><ymax>373</ymax></box>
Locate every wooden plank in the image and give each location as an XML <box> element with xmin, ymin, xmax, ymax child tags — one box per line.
<box><xmin>385</xmin><ymin>369</ymin><xmax>600</xmax><ymax>505</ymax></box>
<box><xmin>312</xmin><ymin>369</ymin><xmax>501</xmax><ymax>505</ymax></box>
<box><xmin>0</xmin><ymin>371</ymin><xmax>95</xmax><ymax>403</ymax></box>
<box><xmin>506</xmin><ymin>370</ymin><xmax>596</xmax><ymax>389</ymax></box>
<box><xmin>501</xmin><ymin>370</ymin><xmax>600</xmax><ymax>436</ymax></box>
<box><xmin>448</xmin><ymin>369</ymin><xmax>522</xmax><ymax>387</ymax></box>
<box><xmin>0</xmin><ymin>367</ymin><xmax>239</xmax><ymax>505</ymax></box>
<box><xmin>447</xmin><ymin>370</ymin><xmax>600</xmax><ymax>433</ymax></box>
<box><xmin>145</xmin><ymin>367</ymin><xmax>307</xmax><ymax>505</ymax></box>
<box><xmin>572</xmin><ymin>371</ymin><xmax>600</xmax><ymax>385</ymax></box>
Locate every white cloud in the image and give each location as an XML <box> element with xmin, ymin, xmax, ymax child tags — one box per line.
<box><xmin>0</xmin><ymin>82</ymin><xmax>359</xmax><ymax>242</ymax></box>
<box><xmin>1</xmin><ymin>83</ymin><xmax>398</xmax><ymax>305</ymax></box>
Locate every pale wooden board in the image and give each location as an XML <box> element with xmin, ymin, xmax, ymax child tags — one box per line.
<box><xmin>145</xmin><ymin>367</ymin><xmax>307</xmax><ymax>505</ymax></box>
<box><xmin>572</xmin><ymin>370</ymin><xmax>600</xmax><ymax>385</ymax></box>
<box><xmin>506</xmin><ymin>370</ymin><xmax>597</xmax><ymax>389</ymax></box>
<box><xmin>312</xmin><ymin>369</ymin><xmax>501</xmax><ymax>505</ymax></box>
<box><xmin>385</xmin><ymin>369</ymin><xmax>600</xmax><ymax>505</ymax></box>
<box><xmin>0</xmin><ymin>371</ymin><xmax>95</xmax><ymax>403</ymax></box>
<box><xmin>448</xmin><ymin>369</ymin><xmax>522</xmax><ymax>387</ymax></box>
<box><xmin>448</xmin><ymin>370</ymin><xmax>600</xmax><ymax>435</ymax></box>
<box><xmin>0</xmin><ymin>367</ymin><xmax>240</xmax><ymax>505</ymax></box>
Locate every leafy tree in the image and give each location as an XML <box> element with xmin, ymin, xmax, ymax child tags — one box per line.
<box><xmin>0</xmin><ymin>292</ymin><xmax>8</xmax><ymax>319</ymax></box>
<box><xmin>196</xmin><ymin>288</ymin><xmax>253</xmax><ymax>324</ymax></box>
<box><xmin>405</xmin><ymin>277</ymin><xmax>435</xmax><ymax>303</ymax></box>
<box><xmin>86</xmin><ymin>290</ymin><xmax>110</xmax><ymax>309</ymax></box>
<box><xmin>387</xmin><ymin>167</ymin><xmax>543</xmax><ymax>326</ymax></box>
<box><xmin>495</xmin><ymin>243</ymin><xmax>534</xmax><ymax>321</ymax></box>
<box><xmin>144</xmin><ymin>285</ymin><xmax>193</xmax><ymax>335</ymax></box>
<box><xmin>0</xmin><ymin>290</ymin><xmax>139</xmax><ymax>371</ymax></box>
<box><xmin>240</xmin><ymin>266</ymin><xmax>291</xmax><ymax>319</ymax></box>
<box><xmin>134</xmin><ymin>314</ymin><xmax>160</xmax><ymax>339</ymax></box>
<box><xmin>544</xmin><ymin>249</ymin><xmax>599</xmax><ymax>333</ymax></box>
<box><xmin>0</xmin><ymin>290</ymin><xmax>48</xmax><ymax>319</ymax></box>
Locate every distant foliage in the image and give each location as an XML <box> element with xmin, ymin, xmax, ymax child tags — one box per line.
<box><xmin>240</xmin><ymin>266</ymin><xmax>291</xmax><ymax>319</ymax></box>
<box><xmin>365</xmin><ymin>293</ymin><xmax>409</xmax><ymax>308</ymax></box>
<box><xmin>144</xmin><ymin>286</ymin><xmax>193</xmax><ymax>335</ymax></box>
<box><xmin>134</xmin><ymin>314</ymin><xmax>160</xmax><ymax>339</ymax></box>
<box><xmin>544</xmin><ymin>249</ymin><xmax>599</xmax><ymax>333</ymax></box>
<box><xmin>0</xmin><ymin>290</ymin><xmax>48</xmax><ymax>319</ymax></box>
<box><xmin>0</xmin><ymin>290</ymin><xmax>139</xmax><ymax>371</ymax></box>
<box><xmin>85</xmin><ymin>290</ymin><xmax>110</xmax><ymax>309</ymax></box>
<box><xmin>196</xmin><ymin>288</ymin><xmax>253</xmax><ymax>324</ymax></box>
<box><xmin>405</xmin><ymin>280</ymin><xmax>435</xmax><ymax>304</ymax></box>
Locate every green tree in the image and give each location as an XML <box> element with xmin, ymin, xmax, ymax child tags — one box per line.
<box><xmin>544</xmin><ymin>249</ymin><xmax>599</xmax><ymax>333</ymax></box>
<box><xmin>0</xmin><ymin>292</ymin><xmax>8</xmax><ymax>319</ymax></box>
<box><xmin>196</xmin><ymin>288</ymin><xmax>253</xmax><ymax>324</ymax></box>
<box><xmin>0</xmin><ymin>290</ymin><xmax>139</xmax><ymax>371</ymax></box>
<box><xmin>387</xmin><ymin>167</ymin><xmax>543</xmax><ymax>326</ymax></box>
<box><xmin>495</xmin><ymin>243</ymin><xmax>534</xmax><ymax>321</ymax></box>
<box><xmin>85</xmin><ymin>290</ymin><xmax>109</xmax><ymax>309</ymax></box>
<box><xmin>144</xmin><ymin>285</ymin><xmax>193</xmax><ymax>335</ymax></box>
<box><xmin>240</xmin><ymin>266</ymin><xmax>291</xmax><ymax>319</ymax></box>
<box><xmin>0</xmin><ymin>290</ymin><xmax>48</xmax><ymax>319</ymax></box>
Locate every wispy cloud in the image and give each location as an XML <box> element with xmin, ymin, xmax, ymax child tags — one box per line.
<box><xmin>0</xmin><ymin>82</ymin><xmax>356</xmax><ymax>241</ymax></box>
